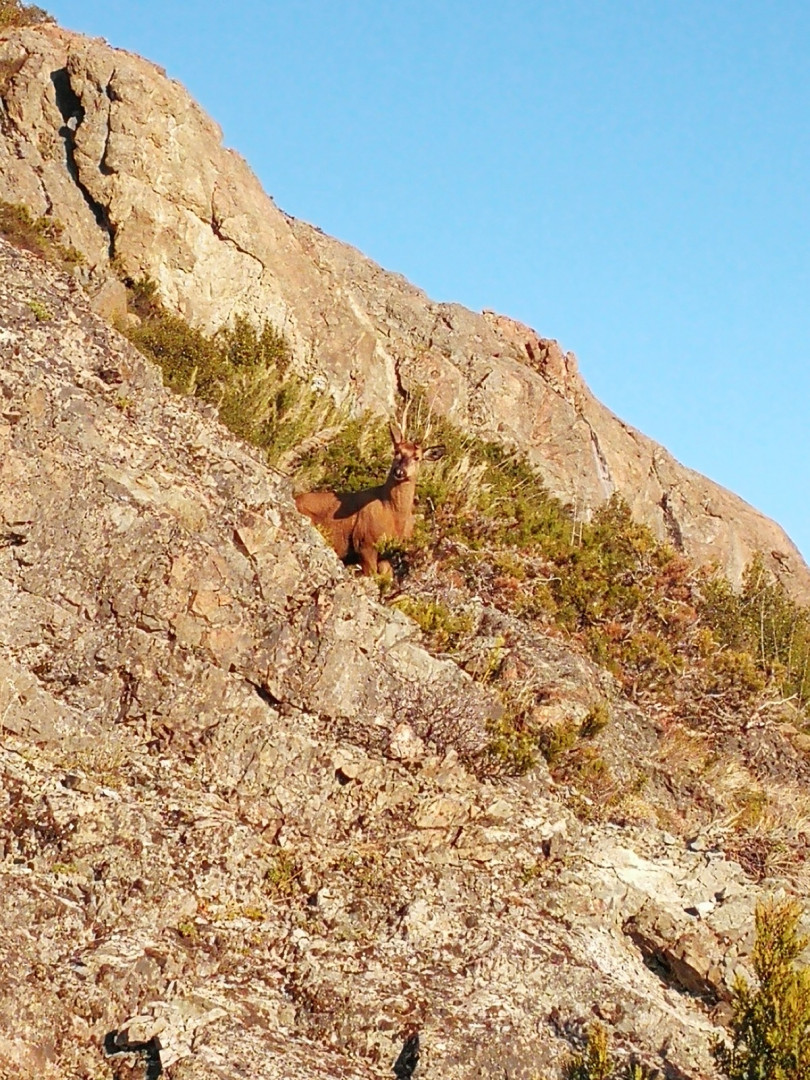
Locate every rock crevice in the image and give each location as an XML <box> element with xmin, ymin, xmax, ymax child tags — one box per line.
<box><xmin>50</xmin><ymin>62</ymin><xmax>114</xmax><ymax>257</ymax></box>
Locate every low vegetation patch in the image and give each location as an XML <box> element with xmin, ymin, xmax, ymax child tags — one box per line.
<box><xmin>562</xmin><ymin>1022</ymin><xmax>653</xmax><ymax>1080</ymax></box>
<box><xmin>0</xmin><ymin>0</ymin><xmax>52</xmax><ymax>30</ymax></box>
<box><xmin>26</xmin><ymin>297</ymin><xmax>51</xmax><ymax>321</ymax></box>
<box><xmin>263</xmin><ymin>850</ymin><xmax>303</xmax><ymax>900</ymax></box>
<box><xmin>485</xmin><ymin>710</ymin><xmax>540</xmax><ymax>776</ymax></box>
<box><xmin>392</xmin><ymin>595</ymin><xmax>474</xmax><ymax>654</ymax></box>
<box><xmin>0</xmin><ymin>201</ymin><xmax>83</xmax><ymax>273</ymax></box>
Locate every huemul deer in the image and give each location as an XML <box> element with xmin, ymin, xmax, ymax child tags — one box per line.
<box><xmin>295</xmin><ymin>420</ymin><xmax>446</xmax><ymax>576</ymax></box>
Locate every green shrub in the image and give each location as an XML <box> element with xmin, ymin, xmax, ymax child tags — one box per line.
<box><xmin>565</xmin><ymin>1023</ymin><xmax>613</xmax><ymax>1080</ymax></box>
<box><xmin>714</xmin><ymin>898</ymin><xmax>810</xmax><ymax>1080</ymax></box>
<box><xmin>0</xmin><ymin>201</ymin><xmax>83</xmax><ymax>272</ymax></box>
<box><xmin>127</xmin><ymin>307</ymin><xmax>218</xmax><ymax>392</ymax></box>
<box><xmin>562</xmin><ymin>903</ymin><xmax>810</xmax><ymax>1080</ymax></box>
<box><xmin>293</xmin><ymin>413</ymin><xmax>393</xmax><ymax>493</ymax></box>
<box><xmin>264</xmin><ymin>850</ymin><xmax>302</xmax><ymax>899</ymax></box>
<box><xmin>309</xmin><ymin>390</ymin><xmax>573</xmax><ymax>555</ymax></box>
<box><xmin>580</xmin><ymin>701</ymin><xmax>611</xmax><ymax>739</ymax></box>
<box><xmin>122</xmin><ymin>281</ymin><xmax>342</xmax><ymax>467</ymax></box>
<box><xmin>470</xmin><ymin>442</ymin><xmax>572</xmax><ymax>552</ymax></box>
<box><xmin>564</xmin><ymin>1022</ymin><xmax>653</xmax><ymax>1080</ymax></box>
<box><xmin>537</xmin><ymin>718</ymin><xmax>579</xmax><ymax>766</ymax></box>
<box><xmin>551</xmin><ymin>498</ymin><xmax>670</xmax><ymax>630</ymax></box>
<box><xmin>705</xmin><ymin>649</ymin><xmax>767</xmax><ymax>705</ymax></box>
<box><xmin>292</xmin><ymin>406</ymin><xmax>573</xmax><ymax>575</ymax></box>
<box><xmin>485</xmin><ymin>710</ymin><xmax>539</xmax><ymax>775</ymax></box>
<box><xmin>392</xmin><ymin>595</ymin><xmax>473</xmax><ymax>654</ymax></box>
<box><xmin>702</xmin><ymin>555</ymin><xmax>810</xmax><ymax>714</ymax></box>
<box><xmin>26</xmin><ymin>297</ymin><xmax>51</xmax><ymax>321</ymax></box>
<box><xmin>619</xmin><ymin>630</ymin><xmax>681</xmax><ymax>691</ymax></box>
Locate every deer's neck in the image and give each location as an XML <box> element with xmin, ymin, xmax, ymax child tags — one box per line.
<box><xmin>384</xmin><ymin>477</ymin><xmax>416</xmax><ymax>517</ymax></box>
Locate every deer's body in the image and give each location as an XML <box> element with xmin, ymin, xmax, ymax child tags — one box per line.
<box><xmin>295</xmin><ymin>422</ymin><xmax>445</xmax><ymax>576</ymax></box>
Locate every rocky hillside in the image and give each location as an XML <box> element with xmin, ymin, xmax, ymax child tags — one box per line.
<box><xmin>5</xmin><ymin>202</ymin><xmax>810</xmax><ymax>1079</ymax></box>
<box><xmin>0</xmin><ymin>21</ymin><xmax>808</xmax><ymax>600</ymax></box>
<box><xmin>3</xmin><ymin>13</ymin><xmax>810</xmax><ymax>1080</ymax></box>
<box><xmin>0</xmin><ymin>212</ymin><xmax>791</xmax><ymax>1080</ymax></box>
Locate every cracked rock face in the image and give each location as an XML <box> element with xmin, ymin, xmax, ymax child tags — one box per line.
<box><xmin>0</xmin><ymin>24</ymin><xmax>807</xmax><ymax>599</ymax></box>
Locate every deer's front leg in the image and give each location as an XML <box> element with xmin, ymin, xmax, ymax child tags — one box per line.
<box><xmin>358</xmin><ymin>545</ymin><xmax>379</xmax><ymax>576</ymax></box>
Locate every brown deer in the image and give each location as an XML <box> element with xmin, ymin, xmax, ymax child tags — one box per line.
<box><xmin>294</xmin><ymin>419</ymin><xmax>446</xmax><ymax>576</ymax></box>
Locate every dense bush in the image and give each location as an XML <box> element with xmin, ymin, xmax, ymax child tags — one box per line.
<box><xmin>714</xmin><ymin>899</ymin><xmax>810</xmax><ymax>1080</ymax></box>
<box><xmin>702</xmin><ymin>555</ymin><xmax>810</xmax><ymax>714</ymax></box>
<box><xmin>122</xmin><ymin>280</ymin><xmax>342</xmax><ymax>465</ymax></box>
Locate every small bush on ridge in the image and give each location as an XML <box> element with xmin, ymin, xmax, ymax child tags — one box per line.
<box><xmin>714</xmin><ymin>898</ymin><xmax>810</xmax><ymax>1080</ymax></box>
<box><xmin>122</xmin><ymin>279</ymin><xmax>342</xmax><ymax>467</ymax></box>
<box><xmin>563</xmin><ymin>1022</ymin><xmax>653</xmax><ymax>1080</ymax></box>
<box><xmin>0</xmin><ymin>0</ymin><xmax>53</xmax><ymax>30</ymax></box>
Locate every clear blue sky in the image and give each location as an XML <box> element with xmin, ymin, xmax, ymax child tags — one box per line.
<box><xmin>47</xmin><ymin>1</ymin><xmax>810</xmax><ymax>559</ymax></box>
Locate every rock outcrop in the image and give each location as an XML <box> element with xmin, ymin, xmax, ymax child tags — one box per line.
<box><xmin>1</xmin><ymin>23</ymin><xmax>807</xmax><ymax>600</ymax></box>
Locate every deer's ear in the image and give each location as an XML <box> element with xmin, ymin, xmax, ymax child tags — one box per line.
<box><xmin>389</xmin><ymin>422</ymin><xmax>404</xmax><ymax>445</ymax></box>
<box><xmin>423</xmin><ymin>445</ymin><xmax>446</xmax><ymax>461</ymax></box>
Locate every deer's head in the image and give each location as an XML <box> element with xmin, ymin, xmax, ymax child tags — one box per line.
<box><xmin>388</xmin><ymin>421</ymin><xmax>446</xmax><ymax>484</ymax></box>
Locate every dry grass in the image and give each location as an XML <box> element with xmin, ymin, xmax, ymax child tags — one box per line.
<box><xmin>656</xmin><ymin>725</ymin><xmax>714</xmax><ymax>780</ymax></box>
